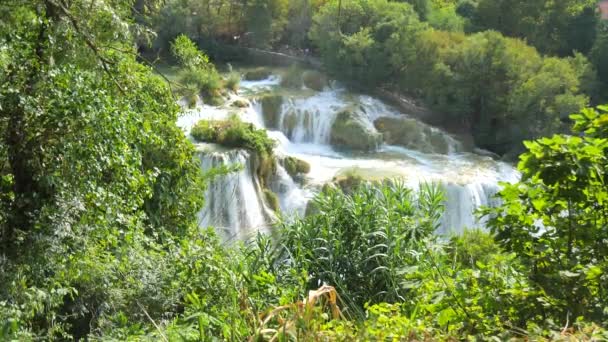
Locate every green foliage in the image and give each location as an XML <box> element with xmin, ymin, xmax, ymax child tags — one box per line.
<box><xmin>225</xmin><ymin>72</ymin><xmax>241</xmax><ymax>92</ymax></box>
<box><xmin>590</xmin><ymin>22</ymin><xmax>608</xmax><ymax>97</ymax></box>
<box><xmin>3</xmin><ymin>0</ymin><xmax>608</xmax><ymax>340</ymax></box>
<box><xmin>310</xmin><ymin>0</ymin><xmax>426</xmax><ymax>86</ymax></box>
<box><xmin>310</xmin><ymin>0</ymin><xmax>593</xmax><ymax>155</ymax></box>
<box><xmin>190</xmin><ymin>116</ymin><xmax>276</xmax><ymax>157</ymax></box>
<box><xmin>244</xmin><ymin>67</ymin><xmax>272</xmax><ymax>81</ymax></box>
<box><xmin>472</xmin><ymin>0</ymin><xmax>599</xmax><ymax>56</ymax></box>
<box><xmin>171</xmin><ymin>35</ymin><xmax>225</xmax><ymax>104</ymax></box>
<box><xmin>278</xmin><ymin>181</ymin><xmax>444</xmax><ymax>310</ymax></box>
<box><xmin>0</xmin><ymin>1</ymin><xmax>205</xmax><ymax>339</ymax></box>
<box><xmin>280</xmin><ymin>64</ymin><xmax>304</xmax><ymax>89</ymax></box>
<box><xmin>483</xmin><ymin>105</ymin><xmax>608</xmax><ymax>322</ymax></box>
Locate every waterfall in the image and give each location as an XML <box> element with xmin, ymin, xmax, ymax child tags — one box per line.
<box><xmin>197</xmin><ymin>147</ymin><xmax>271</xmax><ymax>239</ymax></box>
<box><xmin>270</xmin><ymin>164</ymin><xmax>313</xmax><ymax>218</ymax></box>
<box><xmin>176</xmin><ymin>71</ymin><xmax>520</xmax><ymax>239</ymax></box>
<box><xmin>438</xmin><ymin>182</ymin><xmax>502</xmax><ymax>235</ymax></box>
<box><xmin>276</xmin><ymin>91</ymin><xmax>345</xmax><ymax>144</ymax></box>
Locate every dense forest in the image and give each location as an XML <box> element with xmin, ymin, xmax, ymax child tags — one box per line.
<box><xmin>1</xmin><ymin>0</ymin><xmax>607</xmax><ymax>340</ymax></box>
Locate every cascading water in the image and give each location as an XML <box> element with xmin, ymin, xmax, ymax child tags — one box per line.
<box><xmin>196</xmin><ymin>146</ymin><xmax>271</xmax><ymax>240</ymax></box>
<box><xmin>276</xmin><ymin>92</ymin><xmax>345</xmax><ymax>143</ymax></box>
<box><xmin>178</xmin><ymin>69</ymin><xmax>520</xmax><ymax>238</ymax></box>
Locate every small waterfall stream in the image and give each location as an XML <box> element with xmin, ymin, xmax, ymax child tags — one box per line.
<box><xmin>178</xmin><ymin>70</ymin><xmax>520</xmax><ymax>238</ymax></box>
<box><xmin>197</xmin><ymin>147</ymin><xmax>272</xmax><ymax>239</ymax></box>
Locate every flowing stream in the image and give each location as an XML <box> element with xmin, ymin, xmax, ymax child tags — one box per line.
<box><xmin>177</xmin><ymin>71</ymin><xmax>520</xmax><ymax>239</ymax></box>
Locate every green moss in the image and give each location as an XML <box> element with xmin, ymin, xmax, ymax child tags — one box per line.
<box><xmin>259</xmin><ymin>94</ymin><xmax>283</xmax><ymax>128</ymax></box>
<box><xmin>231</xmin><ymin>99</ymin><xmax>249</xmax><ymax>108</ymax></box>
<box><xmin>330</xmin><ymin>109</ymin><xmax>383</xmax><ymax>151</ymax></box>
<box><xmin>244</xmin><ymin>67</ymin><xmax>272</xmax><ymax>81</ymax></box>
<box><xmin>263</xmin><ymin>189</ymin><xmax>280</xmax><ymax>212</ymax></box>
<box><xmin>283</xmin><ymin>111</ymin><xmax>298</xmax><ymax>137</ymax></box>
<box><xmin>374</xmin><ymin>117</ymin><xmax>449</xmax><ymax>154</ymax></box>
<box><xmin>280</xmin><ymin>64</ymin><xmax>303</xmax><ymax>89</ymax></box>
<box><xmin>282</xmin><ymin>156</ymin><xmax>311</xmax><ymax>179</ymax></box>
<box><xmin>302</xmin><ymin>70</ymin><xmax>328</xmax><ymax>91</ymax></box>
<box><xmin>257</xmin><ymin>153</ymin><xmax>277</xmax><ymax>188</ymax></box>
<box><xmin>191</xmin><ymin>116</ymin><xmax>275</xmax><ymax>156</ymax></box>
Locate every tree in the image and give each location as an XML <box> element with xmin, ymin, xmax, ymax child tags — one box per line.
<box><xmin>484</xmin><ymin>105</ymin><xmax>608</xmax><ymax>320</ymax></box>
<box><xmin>0</xmin><ymin>0</ymin><xmax>204</xmax><ymax>337</ymax></box>
<box><xmin>473</xmin><ymin>0</ymin><xmax>599</xmax><ymax>56</ymax></box>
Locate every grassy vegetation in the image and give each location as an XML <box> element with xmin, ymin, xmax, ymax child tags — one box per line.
<box><xmin>191</xmin><ymin>116</ymin><xmax>275</xmax><ymax>157</ymax></box>
<box><xmin>280</xmin><ymin>64</ymin><xmax>304</xmax><ymax>89</ymax></box>
<box><xmin>244</xmin><ymin>67</ymin><xmax>273</xmax><ymax>81</ymax></box>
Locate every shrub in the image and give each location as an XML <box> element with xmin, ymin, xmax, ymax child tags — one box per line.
<box><xmin>225</xmin><ymin>72</ymin><xmax>241</xmax><ymax>92</ymax></box>
<box><xmin>280</xmin><ymin>64</ymin><xmax>303</xmax><ymax>89</ymax></box>
<box><xmin>243</xmin><ymin>67</ymin><xmax>272</xmax><ymax>81</ymax></box>
<box><xmin>278</xmin><ymin>181</ymin><xmax>444</xmax><ymax>311</ymax></box>
<box><xmin>190</xmin><ymin>116</ymin><xmax>276</xmax><ymax>157</ymax></box>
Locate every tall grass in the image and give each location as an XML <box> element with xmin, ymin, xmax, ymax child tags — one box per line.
<box><xmin>277</xmin><ymin>180</ymin><xmax>444</xmax><ymax>314</ymax></box>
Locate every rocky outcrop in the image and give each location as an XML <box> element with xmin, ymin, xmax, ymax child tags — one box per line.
<box><xmin>302</xmin><ymin>70</ymin><xmax>328</xmax><ymax>91</ymax></box>
<box><xmin>330</xmin><ymin>109</ymin><xmax>383</xmax><ymax>151</ymax></box>
<box><xmin>281</xmin><ymin>156</ymin><xmax>311</xmax><ymax>180</ymax></box>
<box><xmin>243</xmin><ymin>68</ymin><xmax>272</xmax><ymax>81</ymax></box>
<box><xmin>373</xmin><ymin>117</ymin><xmax>454</xmax><ymax>154</ymax></box>
<box><xmin>259</xmin><ymin>94</ymin><xmax>283</xmax><ymax>129</ymax></box>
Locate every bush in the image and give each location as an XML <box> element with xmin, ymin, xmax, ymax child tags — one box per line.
<box><xmin>243</xmin><ymin>67</ymin><xmax>272</xmax><ymax>81</ymax></box>
<box><xmin>280</xmin><ymin>64</ymin><xmax>303</xmax><ymax>89</ymax></box>
<box><xmin>278</xmin><ymin>181</ymin><xmax>444</xmax><ymax>310</ymax></box>
<box><xmin>225</xmin><ymin>72</ymin><xmax>241</xmax><ymax>92</ymax></box>
<box><xmin>190</xmin><ymin>116</ymin><xmax>276</xmax><ymax>156</ymax></box>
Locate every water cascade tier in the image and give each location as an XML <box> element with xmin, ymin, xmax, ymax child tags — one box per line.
<box><xmin>178</xmin><ymin>70</ymin><xmax>519</xmax><ymax>239</ymax></box>
<box><xmin>196</xmin><ymin>145</ymin><xmax>273</xmax><ymax>240</ymax></box>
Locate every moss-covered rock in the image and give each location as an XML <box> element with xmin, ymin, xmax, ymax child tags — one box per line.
<box><xmin>280</xmin><ymin>65</ymin><xmax>303</xmax><ymax>89</ymax></box>
<box><xmin>231</xmin><ymin>99</ymin><xmax>249</xmax><ymax>108</ymax></box>
<box><xmin>263</xmin><ymin>189</ymin><xmax>280</xmax><ymax>212</ymax></box>
<box><xmin>332</xmin><ymin>171</ymin><xmax>365</xmax><ymax>195</ymax></box>
<box><xmin>302</xmin><ymin>70</ymin><xmax>328</xmax><ymax>91</ymax></box>
<box><xmin>330</xmin><ymin>109</ymin><xmax>382</xmax><ymax>151</ymax></box>
<box><xmin>191</xmin><ymin>117</ymin><xmax>275</xmax><ymax>157</ymax></box>
<box><xmin>244</xmin><ymin>67</ymin><xmax>272</xmax><ymax>81</ymax></box>
<box><xmin>374</xmin><ymin>117</ymin><xmax>450</xmax><ymax>154</ymax></box>
<box><xmin>259</xmin><ymin>94</ymin><xmax>283</xmax><ymax>129</ymax></box>
<box><xmin>256</xmin><ymin>153</ymin><xmax>277</xmax><ymax>188</ymax></box>
<box><xmin>282</xmin><ymin>156</ymin><xmax>311</xmax><ymax>179</ymax></box>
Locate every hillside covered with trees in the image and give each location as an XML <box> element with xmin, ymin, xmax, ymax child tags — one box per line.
<box><xmin>1</xmin><ymin>0</ymin><xmax>607</xmax><ymax>340</ymax></box>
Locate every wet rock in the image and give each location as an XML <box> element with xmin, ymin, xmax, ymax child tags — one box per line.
<box><xmin>244</xmin><ymin>68</ymin><xmax>272</xmax><ymax>81</ymax></box>
<box><xmin>281</xmin><ymin>156</ymin><xmax>311</xmax><ymax>179</ymax></box>
<box><xmin>259</xmin><ymin>94</ymin><xmax>283</xmax><ymax>129</ymax></box>
<box><xmin>374</xmin><ymin>117</ymin><xmax>450</xmax><ymax>154</ymax></box>
<box><xmin>302</xmin><ymin>70</ymin><xmax>328</xmax><ymax>91</ymax></box>
<box><xmin>330</xmin><ymin>108</ymin><xmax>382</xmax><ymax>151</ymax></box>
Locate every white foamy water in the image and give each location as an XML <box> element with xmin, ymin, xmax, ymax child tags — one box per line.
<box><xmin>179</xmin><ymin>73</ymin><xmax>520</xmax><ymax>237</ymax></box>
<box><xmin>197</xmin><ymin>145</ymin><xmax>273</xmax><ymax>240</ymax></box>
